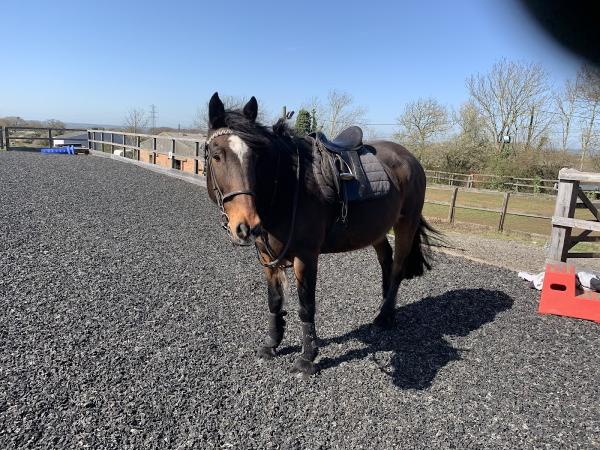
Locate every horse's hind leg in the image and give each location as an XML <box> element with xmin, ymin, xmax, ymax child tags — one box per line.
<box><xmin>373</xmin><ymin>237</ymin><xmax>393</xmax><ymax>300</ymax></box>
<box><xmin>373</xmin><ymin>220</ymin><xmax>418</xmax><ymax>328</ymax></box>
<box><xmin>257</xmin><ymin>266</ymin><xmax>288</xmax><ymax>359</ymax></box>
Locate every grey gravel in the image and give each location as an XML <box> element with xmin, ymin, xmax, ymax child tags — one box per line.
<box><xmin>1</xmin><ymin>151</ymin><xmax>599</xmax><ymax>449</ymax></box>
<box><xmin>437</xmin><ymin>230</ymin><xmax>600</xmax><ymax>274</ymax></box>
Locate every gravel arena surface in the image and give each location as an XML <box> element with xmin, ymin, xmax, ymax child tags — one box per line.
<box><xmin>1</xmin><ymin>151</ymin><xmax>599</xmax><ymax>449</ymax></box>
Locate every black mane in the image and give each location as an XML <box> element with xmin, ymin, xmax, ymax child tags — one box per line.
<box><xmin>211</xmin><ymin>109</ymin><xmax>299</xmax><ymax>152</ymax></box>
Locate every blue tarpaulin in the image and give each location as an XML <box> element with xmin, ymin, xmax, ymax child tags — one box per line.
<box><xmin>41</xmin><ymin>146</ymin><xmax>76</xmax><ymax>154</ymax></box>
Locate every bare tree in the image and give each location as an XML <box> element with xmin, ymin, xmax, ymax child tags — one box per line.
<box><xmin>455</xmin><ymin>100</ymin><xmax>488</xmax><ymax>146</ymax></box>
<box><xmin>193</xmin><ymin>95</ymin><xmax>270</xmax><ymax>133</ymax></box>
<box><xmin>317</xmin><ymin>90</ymin><xmax>367</xmax><ymax>138</ymax></box>
<box><xmin>517</xmin><ymin>105</ymin><xmax>552</xmax><ymax>152</ymax></box>
<box><xmin>124</xmin><ymin>108</ymin><xmax>149</xmax><ymax>134</ymax></box>
<box><xmin>45</xmin><ymin>119</ymin><xmax>65</xmax><ymax>129</ymax></box>
<box><xmin>394</xmin><ymin>97</ymin><xmax>451</xmax><ymax>149</ymax></box>
<box><xmin>466</xmin><ymin>59</ymin><xmax>549</xmax><ymax>154</ymax></box>
<box><xmin>555</xmin><ymin>79</ymin><xmax>578</xmax><ymax>152</ymax></box>
<box><xmin>576</xmin><ymin>64</ymin><xmax>600</xmax><ymax>169</ymax></box>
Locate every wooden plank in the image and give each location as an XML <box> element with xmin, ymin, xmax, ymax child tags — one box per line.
<box><xmin>7</xmin><ymin>126</ymin><xmax>86</xmax><ymax>132</ymax></box>
<box><xmin>447</xmin><ymin>187</ymin><xmax>458</xmax><ymax>223</ymax></box>
<box><xmin>570</xmin><ymin>234</ymin><xmax>600</xmax><ymax>243</ymax></box>
<box><xmin>575</xmin><ymin>202</ymin><xmax>600</xmax><ymax>209</ymax></box>
<box><xmin>507</xmin><ymin>211</ymin><xmax>552</xmax><ymax>220</ymax></box>
<box><xmin>566</xmin><ymin>252</ymin><xmax>600</xmax><ymax>259</ymax></box>
<box><xmin>547</xmin><ymin>180</ymin><xmax>578</xmax><ymax>262</ymax></box>
<box><xmin>559</xmin><ymin>168</ymin><xmax>600</xmax><ymax>183</ymax></box>
<box><xmin>577</xmin><ymin>189</ymin><xmax>600</xmax><ymax>220</ymax></box>
<box><xmin>498</xmin><ymin>192</ymin><xmax>510</xmax><ymax>232</ymax></box>
<box><xmin>4</xmin><ymin>136</ymin><xmax>52</xmax><ymax>141</ymax></box>
<box><xmin>87</xmin><ymin>129</ymin><xmax>207</xmax><ymax>144</ymax></box>
<box><xmin>552</xmin><ymin>216</ymin><xmax>600</xmax><ymax>233</ymax></box>
<box><xmin>424</xmin><ymin>200</ymin><xmax>451</xmax><ymax>206</ymax></box>
<box><xmin>455</xmin><ymin>204</ymin><xmax>502</xmax><ymax>214</ymax></box>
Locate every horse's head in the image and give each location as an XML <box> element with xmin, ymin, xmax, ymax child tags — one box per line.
<box><xmin>206</xmin><ymin>92</ymin><xmax>263</xmax><ymax>245</ymax></box>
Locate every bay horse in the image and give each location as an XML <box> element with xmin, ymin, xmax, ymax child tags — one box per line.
<box><xmin>204</xmin><ymin>92</ymin><xmax>437</xmax><ymax>376</ymax></box>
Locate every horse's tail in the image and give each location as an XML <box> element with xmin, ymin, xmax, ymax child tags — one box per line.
<box><xmin>403</xmin><ymin>216</ymin><xmax>446</xmax><ymax>280</ymax></box>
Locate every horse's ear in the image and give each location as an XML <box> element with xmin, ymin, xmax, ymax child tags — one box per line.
<box><xmin>208</xmin><ymin>92</ymin><xmax>225</xmax><ymax>129</ymax></box>
<box><xmin>243</xmin><ymin>96</ymin><xmax>258</xmax><ymax>122</ymax></box>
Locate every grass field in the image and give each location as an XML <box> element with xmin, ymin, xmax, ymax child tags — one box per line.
<box><xmin>424</xmin><ymin>184</ymin><xmax>599</xmax><ymax>239</ymax></box>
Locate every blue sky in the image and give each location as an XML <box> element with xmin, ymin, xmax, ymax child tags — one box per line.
<box><xmin>0</xmin><ymin>0</ymin><xmax>583</xmax><ymax>133</ymax></box>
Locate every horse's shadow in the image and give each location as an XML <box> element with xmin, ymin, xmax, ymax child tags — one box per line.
<box><xmin>317</xmin><ymin>288</ymin><xmax>513</xmax><ymax>389</ymax></box>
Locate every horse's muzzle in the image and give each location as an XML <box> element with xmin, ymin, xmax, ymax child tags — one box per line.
<box><xmin>231</xmin><ymin>223</ymin><xmax>262</xmax><ymax>246</ymax></box>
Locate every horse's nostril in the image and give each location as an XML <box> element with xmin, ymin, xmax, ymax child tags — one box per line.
<box><xmin>251</xmin><ymin>224</ymin><xmax>262</xmax><ymax>237</ymax></box>
<box><xmin>236</xmin><ymin>223</ymin><xmax>250</xmax><ymax>240</ymax></box>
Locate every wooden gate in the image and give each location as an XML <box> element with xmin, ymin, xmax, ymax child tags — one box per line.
<box><xmin>548</xmin><ymin>168</ymin><xmax>600</xmax><ymax>262</ymax></box>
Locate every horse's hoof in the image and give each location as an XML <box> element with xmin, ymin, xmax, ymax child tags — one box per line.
<box><xmin>373</xmin><ymin>313</ymin><xmax>395</xmax><ymax>330</ymax></box>
<box><xmin>291</xmin><ymin>357</ymin><xmax>318</xmax><ymax>377</ymax></box>
<box><xmin>257</xmin><ymin>346</ymin><xmax>276</xmax><ymax>360</ymax></box>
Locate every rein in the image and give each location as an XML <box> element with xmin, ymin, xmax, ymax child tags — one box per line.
<box><xmin>205</xmin><ymin>128</ymin><xmax>301</xmax><ymax>269</ymax></box>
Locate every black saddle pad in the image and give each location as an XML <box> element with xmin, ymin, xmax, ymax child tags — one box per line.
<box><xmin>311</xmin><ymin>142</ymin><xmax>391</xmax><ymax>203</ymax></box>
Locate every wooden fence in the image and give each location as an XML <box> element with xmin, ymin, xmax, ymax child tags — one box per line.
<box><xmin>426</xmin><ymin>169</ymin><xmax>559</xmax><ymax>194</ymax></box>
<box><xmin>3</xmin><ymin>126</ymin><xmax>87</xmax><ymax>150</ymax></box>
<box><xmin>87</xmin><ymin>129</ymin><xmax>206</xmax><ymax>176</ymax></box>
<box><xmin>425</xmin><ymin>187</ymin><xmax>552</xmax><ymax>232</ymax></box>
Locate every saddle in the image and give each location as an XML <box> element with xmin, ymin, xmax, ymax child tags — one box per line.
<box><xmin>309</xmin><ymin>126</ymin><xmax>390</xmax><ymax>224</ymax></box>
<box><xmin>315</xmin><ymin>126</ymin><xmax>363</xmax><ymax>153</ymax></box>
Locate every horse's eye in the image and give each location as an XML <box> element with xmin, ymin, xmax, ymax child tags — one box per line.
<box><xmin>212</xmin><ymin>153</ymin><xmax>221</xmax><ymax>162</ymax></box>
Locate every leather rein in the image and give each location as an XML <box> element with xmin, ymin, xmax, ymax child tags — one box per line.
<box><xmin>204</xmin><ymin>128</ymin><xmax>300</xmax><ymax>269</ymax></box>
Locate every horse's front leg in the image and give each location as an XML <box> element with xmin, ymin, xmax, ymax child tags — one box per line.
<box><xmin>257</xmin><ymin>266</ymin><xmax>288</xmax><ymax>359</ymax></box>
<box><xmin>291</xmin><ymin>254</ymin><xmax>319</xmax><ymax>376</ymax></box>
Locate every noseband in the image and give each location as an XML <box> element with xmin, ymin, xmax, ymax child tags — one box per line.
<box><xmin>204</xmin><ymin>127</ymin><xmax>301</xmax><ymax>269</ymax></box>
<box><xmin>205</xmin><ymin>128</ymin><xmax>255</xmax><ymax>230</ymax></box>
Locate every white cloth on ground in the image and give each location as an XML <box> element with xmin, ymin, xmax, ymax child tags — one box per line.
<box><xmin>518</xmin><ymin>270</ymin><xmax>600</xmax><ymax>292</ymax></box>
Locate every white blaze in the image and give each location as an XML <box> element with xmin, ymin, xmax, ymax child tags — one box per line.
<box><xmin>228</xmin><ymin>135</ymin><xmax>250</xmax><ymax>167</ymax></box>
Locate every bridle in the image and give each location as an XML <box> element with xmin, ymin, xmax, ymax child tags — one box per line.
<box><xmin>205</xmin><ymin>128</ymin><xmax>256</xmax><ymax>230</ymax></box>
<box><xmin>204</xmin><ymin>128</ymin><xmax>301</xmax><ymax>269</ymax></box>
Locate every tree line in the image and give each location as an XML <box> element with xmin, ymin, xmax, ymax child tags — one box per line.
<box><xmin>393</xmin><ymin>60</ymin><xmax>599</xmax><ymax>178</ymax></box>
<box><xmin>185</xmin><ymin>60</ymin><xmax>599</xmax><ymax>179</ymax></box>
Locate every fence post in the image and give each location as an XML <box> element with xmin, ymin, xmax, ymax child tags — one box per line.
<box><xmin>87</xmin><ymin>131</ymin><xmax>91</xmax><ymax>150</ymax></box>
<box><xmin>171</xmin><ymin>139</ymin><xmax>176</xmax><ymax>169</ymax></box>
<box><xmin>498</xmin><ymin>192</ymin><xmax>510</xmax><ymax>232</ymax></box>
<box><xmin>448</xmin><ymin>187</ymin><xmax>458</xmax><ymax>223</ymax></box>
<box><xmin>1</xmin><ymin>126</ymin><xmax>4</xmax><ymax>149</ymax></box>
<box><xmin>48</xmin><ymin>128</ymin><xmax>53</xmax><ymax>148</ymax></box>
<box><xmin>110</xmin><ymin>133</ymin><xmax>115</xmax><ymax>155</ymax></box>
<box><xmin>6</xmin><ymin>128</ymin><xmax>11</xmax><ymax>150</ymax></box>
<box><xmin>548</xmin><ymin>179</ymin><xmax>578</xmax><ymax>262</ymax></box>
<box><xmin>194</xmin><ymin>141</ymin><xmax>200</xmax><ymax>175</ymax></box>
<box><xmin>467</xmin><ymin>174</ymin><xmax>473</xmax><ymax>189</ymax></box>
<box><xmin>136</xmin><ymin>136</ymin><xmax>141</xmax><ymax>160</ymax></box>
<box><xmin>152</xmin><ymin>137</ymin><xmax>157</xmax><ymax>164</ymax></box>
